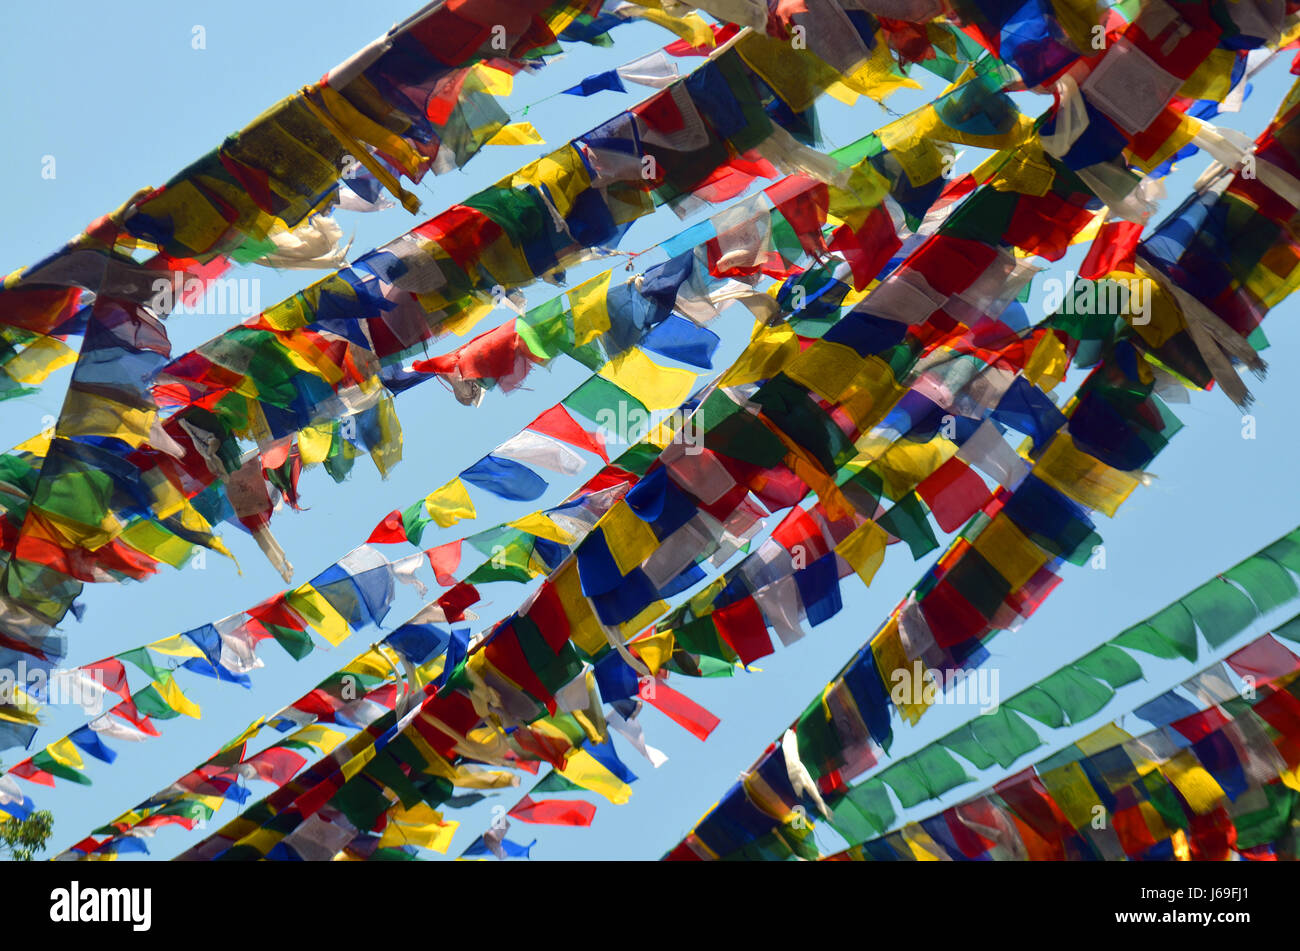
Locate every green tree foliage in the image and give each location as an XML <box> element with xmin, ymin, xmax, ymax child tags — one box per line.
<box><xmin>0</xmin><ymin>761</ymin><xmax>53</xmax><ymax>861</ymax></box>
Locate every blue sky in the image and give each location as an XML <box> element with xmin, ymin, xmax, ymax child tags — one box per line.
<box><xmin>2</xmin><ymin>1</ymin><xmax>1299</xmax><ymax>861</ymax></box>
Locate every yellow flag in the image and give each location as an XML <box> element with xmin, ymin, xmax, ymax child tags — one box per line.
<box><xmin>511</xmin><ymin>146</ymin><xmax>591</xmax><ymax>217</ymax></box>
<box><xmin>157</xmin><ymin>675</ymin><xmax>202</xmax><ymax>719</ymax></box>
<box><xmin>719</xmin><ymin>322</ymin><xmax>798</xmax><ymax>387</ymax></box>
<box><xmin>342</xmin><ymin>650</ymin><xmax>392</xmax><ymax>681</ymax></box>
<box><xmin>617</xmin><ymin>599</ymin><xmax>668</xmax><ymax>642</ymax></box>
<box><xmin>278</xmin><ymin>333</ymin><xmax>346</xmax><ymax>385</ymax></box>
<box><xmin>317</xmin><ymin>85</ymin><xmax>424</xmax><ymax>180</ymax></box>
<box><xmin>900</xmin><ymin>823</ymin><xmax>946</xmax><ymax>861</ymax></box>
<box><xmin>551</xmin><ymin>561</ymin><xmax>607</xmax><ymax>656</ymax></box>
<box><xmin>972</xmin><ymin>515</ymin><xmax>1046</xmax><ymax>591</ymax></box>
<box><xmin>378</xmin><ymin>802</ymin><xmax>459</xmax><ymax>852</ymax></box>
<box><xmin>149</xmin><ymin>634</ymin><xmax>209</xmax><ymax>659</ymax></box>
<box><xmin>235</xmin><ymin>827</ymin><xmax>285</xmax><ymax>856</ymax></box>
<box><xmin>840</xmin><ymin>355</ymin><xmax>907</xmax><ymax>432</ymax></box>
<box><xmin>507</xmin><ymin>511</ymin><xmax>574</xmax><ymax>545</ymax></box>
<box><xmin>872</xmin><ymin>617</ymin><xmax>928</xmax><ymax>725</ymax></box>
<box><xmin>599</xmin><ymin>347</ymin><xmax>698</xmax><ymax>411</ymax></box>
<box><xmin>285</xmin><ymin>724</ymin><xmax>346</xmax><ymax>754</ymax></box>
<box><xmin>340</xmin><ymin>744</ymin><xmax>378</xmax><ymax>783</ymax></box>
<box><xmin>870</xmin><ymin>438</ymin><xmax>955</xmax><ymax>499</ymax></box>
<box><xmin>568</xmin><ymin>269</ymin><xmax>612</xmax><ymax>347</ymax></box>
<box><xmin>286</xmin><ymin>584</ymin><xmax>350</xmax><ymax>646</ymax></box>
<box><xmin>45</xmin><ymin>737</ymin><xmax>85</xmax><ymax>770</ymax></box>
<box><xmin>223</xmin><ymin>717</ymin><xmax>268</xmax><ymax>752</ymax></box>
<box><xmin>486</xmin><ymin>122</ymin><xmax>544</xmax><ymax>146</ymax></box>
<box><xmin>59</xmin><ymin>390</ymin><xmax>159</xmax><ymax>447</ymax></box>
<box><xmin>13</xmin><ymin>431</ymin><xmax>51</xmax><ymax>456</ymax></box>
<box><xmin>369</xmin><ymin>396</ymin><xmax>403</xmax><ymax>479</ymax></box>
<box><xmin>1034</xmin><ymin>433</ymin><xmax>1140</xmax><ymax>517</ymax></box>
<box><xmin>785</xmin><ymin>339</ymin><xmax>866</xmax><ymax>402</ymax></box>
<box><xmin>262</xmin><ymin>295</ymin><xmax>312</xmax><ymax>331</ymax></box>
<box><xmin>424</xmin><ymin>477</ymin><xmax>476</xmax><ymax>528</ymax></box>
<box><xmin>630</xmin><ymin>631</ymin><xmax>675</xmax><ymax>675</ymax></box>
<box><xmin>596</xmin><ymin>501</ymin><xmax>659</xmax><ymax>575</ymax></box>
<box><xmin>1024</xmin><ymin>330</ymin><xmax>1070</xmax><ymax>391</ymax></box>
<box><xmin>5</xmin><ymin>335</ymin><xmax>77</xmax><ymax>384</ymax></box>
<box><xmin>558</xmin><ymin>748</ymin><xmax>633</xmax><ymax>804</ymax></box>
<box><xmin>1040</xmin><ymin>761</ymin><xmax>1105</xmax><ymax>829</ymax></box>
<box><xmin>835</xmin><ymin>520</ymin><xmax>888</xmax><ymax>587</ymax></box>
<box><xmin>624</xmin><ymin>6</ymin><xmax>713</xmax><ymax>48</ymax></box>
<box><xmin>441</xmin><ymin>295</ymin><xmax>494</xmax><ymax>337</ymax></box>
<box><xmin>1163</xmin><ymin>752</ymin><xmax>1227</xmax><ymax>814</ymax></box>
<box><xmin>298</xmin><ymin>425</ymin><xmax>334</xmax><ymax>464</ymax></box>
<box><xmin>119</xmin><ymin>520</ymin><xmax>195</xmax><ymax>569</ymax></box>
<box><xmin>468</xmin><ymin>62</ymin><xmax>513</xmax><ymax>97</ymax></box>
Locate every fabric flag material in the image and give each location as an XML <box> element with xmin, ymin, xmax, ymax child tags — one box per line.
<box><xmin>508</xmin><ymin>794</ymin><xmax>597</xmax><ymax>826</ymax></box>
<box><xmin>459</xmin><ymin>456</ymin><xmax>549</xmax><ymax>502</ymax></box>
<box><xmin>486</xmin><ymin>122</ymin><xmax>545</xmax><ymax>146</ymax></box>
<box><xmin>644</xmin><ymin>677</ymin><xmax>721</xmax><ymax>741</ymax></box>
<box><xmin>606</xmin><ymin>706</ymin><xmax>669</xmax><ymax>767</ymax></box>
<box><xmin>557</xmin><ymin>742</ymin><xmax>636</xmax><ymax>805</ymax></box>
<box><xmin>563</xmin><ymin>70</ymin><xmax>627</xmax><ymax>97</ymax></box>
<box><xmin>568</xmin><ymin>270</ymin><xmax>614</xmax><ymax>346</ymax></box>
<box><xmin>424</xmin><ymin>478</ymin><xmax>477</xmax><ymax>528</ymax></box>
<box><xmin>426</xmin><ymin>540</ymin><xmax>463</xmax><ymax>586</ymax></box>
<box><xmin>616</xmin><ymin>51</ymin><xmax>680</xmax><ymax>89</ymax></box>
<box><xmin>491</xmin><ymin>431</ymin><xmax>586</xmax><ymax>476</ymax></box>
<box><xmin>527</xmin><ymin>404</ymin><xmax>609</xmax><ymax>461</ymax></box>
<box><xmin>377</xmin><ymin>802</ymin><xmax>458</xmax><ymax>853</ymax></box>
<box><xmin>598</xmin><ymin>348</ymin><xmax>698</xmax><ymax>411</ymax></box>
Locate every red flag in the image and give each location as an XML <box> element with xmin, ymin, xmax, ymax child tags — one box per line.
<box><xmin>1225</xmin><ymin>634</ymin><xmax>1300</xmax><ymax>686</ymax></box>
<box><xmin>1188</xmin><ymin>806</ymin><xmax>1237</xmax><ymax>860</ymax></box>
<box><xmin>512</xmin><ymin>725</ymin><xmax>572</xmax><ymax>771</ymax></box>
<box><xmin>293</xmin><ymin>689</ymin><xmax>346</xmax><ymax>718</ymax></box>
<box><xmin>993</xmin><ymin>769</ymin><xmax>1072</xmax><ymax>858</ymax></box>
<box><xmin>1079</xmin><ymin>219</ymin><xmax>1142</xmax><ymax>279</ymax></box>
<box><xmin>136</xmin><ymin>812</ymin><xmax>201</xmax><ymax>832</ymax></box>
<box><xmin>71</xmin><ymin>836</ymin><xmax>107</xmax><ymax>854</ymax></box>
<box><xmin>237</xmin><ymin>617</ymin><xmax>276</xmax><ymax>646</ymax></box>
<box><xmin>917</xmin><ymin>457</ymin><xmax>993</xmax><ymax>533</ymax></box>
<box><xmin>663</xmin><ymin>21</ymin><xmax>739</xmax><ymax>56</ymax></box>
<box><xmin>426</xmin><ymin>539</ymin><xmax>462</xmax><ymax>586</ymax></box>
<box><xmin>1111</xmin><ymin>803</ymin><xmax>1159</xmax><ymax>856</ymax></box>
<box><xmin>483</xmin><ymin>625</ymin><xmax>556</xmax><ymax>714</ymax></box>
<box><xmin>437</xmin><ymin>582</ymin><xmax>479</xmax><ymax>623</ymax></box>
<box><xmin>413</xmin><ymin>319</ymin><xmax>523</xmax><ymax>380</ymax></box>
<box><xmin>367</xmin><ymin>510</ymin><xmax>409</xmax><ymax>544</ymax></box>
<box><xmin>241</xmin><ymin>746</ymin><xmax>308</xmax><ymax>786</ymax></box>
<box><xmin>1169</xmin><ymin>706</ymin><xmax>1232</xmax><ymax>743</ymax></box>
<box><xmin>645</xmin><ymin>677</ymin><xmax>720</xmax><ymax>741</ymax></box>
<box><xmin>501</xmin><ymin>748</ymin><xmax>541</xmax><ymax>774</ymax></box>
<box><xmin>508</xmin><ymin>794</ymin><xmax>596</xmax><ymax>826</ymax></box>
<box><xmin>8</xmin><ymin>759</ymin><xmax>55</xmax><ymax>787</ymax></box>
<box><xmin>107</xmin><ymin>698</ymin><xmax>161</xmax><ymax>737</ymax></box>
<box><xmin>664</xmin><ymin>840</ymin><xmax>705</xmax><ymax>861</ymax></box>
<box><xmin>828</xmin><ymin>206</ymin><xmax>902</xmax><ymax>291</ymax></box>
<box><xmin>771</xmin><ymin>506</ymin><xmax>832</xmax><ymax>562</ymax></box>
<box><xmin>1004</xmin><ymin>190</ymin><xmax>1095</xmax><ymax>262</ymax></box>
<box><xmin>528</xmin><ymin>404</ymin><xmax>608</xmax><ymax>461</ymax></box>
<box><xmin>575</xmin><ymin>464</ymin><xmax>637</xmax><ymax>495</ymax></box>
<box><xmin>523</xmin><ymin>581</ymin><xmax>572</xmax><ymax>653</ymax></box>
<box><xmin>713</xmin><ymin>597</ymin><xmax>773</xmax><ymax>666</ymax></box>
<box><xmin>766</xmin><ymin>175</ymin><xmax>830</xmax><ymax>257</ymax></box>
<box><xmin>365</xmin><ymin>682</ymin><xmax>400</xmax><ymax>711</ymax></box>
<box><xmin>920</xmin><ymin>579</ymin><xmax>988</xmax><ymax>648</ymax></box>
<box><xmin>248</xmin><ymin>594</ymin><xmax>308</xmax><ymax>633</ymax></box>
<box><xmin>80</xmin><ymin>658</ymin><xmax>132</xmax><ymax>705</ymax></box>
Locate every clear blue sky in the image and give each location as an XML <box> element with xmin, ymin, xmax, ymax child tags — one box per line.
<box><xmin>2</xmin><ymin>1</ymin><xmax>1299</xmax><ymax>861</ymax></box>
